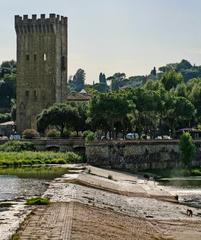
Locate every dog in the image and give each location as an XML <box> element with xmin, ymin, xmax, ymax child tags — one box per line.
<box><xmin>187</xmin><ymin>209</ymin><xmax>193</xmax><ymax>217</ymax></box>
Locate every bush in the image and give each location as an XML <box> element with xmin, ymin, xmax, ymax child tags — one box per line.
<box><xmin>46</xmin><ymin>129</ymin><xmax>60</xmax><ymax>138</ymax></box>
<box><xmin>26</xmin><ymin>197</ymin><xmax>49</xmax><ymax>205</ymax></box>
<box><xmin>22</xmin><ymin>129</ymin><xmax>39</xmax><ymax>139</ymax></box>
<box><xmin>0</xmin><ymin>151</ymin><xmax>83</xmax><ymax>167</ymax></box>
<box><xmin>108</xmin><ymin>174</ymin><xmax>113</xmax><ymax>180</ymax></box>
<box><xmin>83</xmin><ymin>130</ymin><xmax>96</xmax><ymax>142</ymax></box>
<box><xmin>0</xmin><ymin>141</ymin><xmax>35</xmax><ymax>152</ymax></box>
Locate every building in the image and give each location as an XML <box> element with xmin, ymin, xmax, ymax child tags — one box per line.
<box><xmin>66</xmin><ymin>90</ymin><xmax>91</xmax><ymax>103</ymax></box>
<box><xmin>15</xmin><ymin>14</ymin><xmax>68</xmax><ymax>132</ymax></box>
<box><xmin>0</xmin><ymin>121</ymin><xmax>15</xmax><ymax>137</ymax></box>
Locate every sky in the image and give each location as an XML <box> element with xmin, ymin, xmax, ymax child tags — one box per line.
<box><xmin>1</xmin><ymin>0</ymin><xmax>201</xmax><ymax>83</ymax></box>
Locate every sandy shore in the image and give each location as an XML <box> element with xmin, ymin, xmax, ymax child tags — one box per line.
<box><xmin>6</xmin><ymin>165</ymin><xmax>201</xmax><ymax>239</ymax></box>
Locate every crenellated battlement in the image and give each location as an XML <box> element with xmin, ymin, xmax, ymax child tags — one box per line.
<box><xmin>15</xmin><ymin>14</ymin><xmax>68</xmax><ymax>34</ymax></box>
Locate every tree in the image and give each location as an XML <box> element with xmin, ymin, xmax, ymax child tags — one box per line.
<box><xmin>165</xmin><ymin>96</ymin><xmax>195</xmax><ymax>136</ymax></box>
<box><xmin>179</xmin><ymin>132</ymin><xmax>196</xmax><ymax>168</ymax></box>
<box><xmin>93</xmin><ymin>83</ymin><xmax>109</xmax><ymax>93</ymax></box>
<box><xmin>70</xmin><ymin>68</ymin><xmax>85</xmax><ymax>92</ymax></box>
<box><xmin>88</xmin><ymin>92</ymin><xmax>131</xmax><ymax>138</ymax></box>
<box><xmin>107</xmin><ymin>73</ymin><xmax>126</xmax><ymax>91</ymax></box>
<box><xmin>37</xmin><ymin>103</ymin><xmax>79</xmax><ymax>137</ymax></box>
<box><xmin>150</xmin><ymin>67</ymin><xmax>156</xmax><ymax>76</ymax></box>
<box><xmin>99</xmin><ymin>72</ymin><xmax>106</xmax><ymax>84</ymax></box>
<box><xmin>161</xmin><ymin>70</ymin><xmax>183</xmax><ymax>91</ymax></box>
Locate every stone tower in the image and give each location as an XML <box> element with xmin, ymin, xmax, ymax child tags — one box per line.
<box><xmin>15</xmin><ymin>14</ymin><xmax>68</xmax><ymax>132</ymax></box>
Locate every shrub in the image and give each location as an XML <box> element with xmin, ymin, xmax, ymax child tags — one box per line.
<box><xmin>83</xmin><ymin>130</ymin><xmax>96</xmax><ymax>142</ymax></box>
<box><xmin>26</xmin><ymin>197</ymin><xmax>49</xmax><ymax>205</ymax></box>
<box><xmin>108</xmin><ymin>174</ymin><xmax>113</xmax><ymax>180</ymax></box>
<box><xmin>0</xmin><ymin>141</ymin><xmax>35</xmax><ymax>152</ymax></box>
<box><xmin>22</xmin><ymin>129</ymin><xmax>39</xmax><ymax>139</ymax></box>
<box><xmin>46</xmin><ymin>129</ymin><xmax>60</xmax><ymax>138</ymax></box>
<box><xmin>0</xmin><ymin>151</ymin><xmax>83</xmax><ymax>167</ymax></box>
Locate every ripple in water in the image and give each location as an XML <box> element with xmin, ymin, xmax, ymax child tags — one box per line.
<box><xmin>0</xmin><ymin>175</ymin><xmax>48</xmax><ymax>201</ymax></box>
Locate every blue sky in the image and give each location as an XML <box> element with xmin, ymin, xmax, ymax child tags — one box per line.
<box><xmin>1</xmin><ymin>0</ymin><xmax>201</xmax><ymax>83</ymax></box>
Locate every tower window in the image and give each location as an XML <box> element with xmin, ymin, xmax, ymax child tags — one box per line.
<box><xmin>61</xmin><ymin>56</ymin><xmax>65</xmax><ymax>71</ymax></box>
<box><xmin>25</xmin><ymin>90</ymin><xmax>29</xmax><ymax>97</ymax></box>
<box><xmin>26</xmin><ymin>54</ymin><xmax>30</xmax><ymax>61</ymax></box>
<box><xmin>34</xmin><ymin>54</ymin><xmax>37</xmax><ymax>61</ymax></box>
<box><xmin>34</xmin><ymin>90</ymin><xmax>37</xmax><ymax>100</ymax></box>
<box><xmin>43</xmin><ymin>53</ymin><xmax>47</xmax><ymax>61</ymax></box>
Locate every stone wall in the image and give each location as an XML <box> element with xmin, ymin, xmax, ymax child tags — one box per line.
<box><xmin>86</xmin><ymin>140</ymin><xmax>201</xmax><ymax>171</ymax></box>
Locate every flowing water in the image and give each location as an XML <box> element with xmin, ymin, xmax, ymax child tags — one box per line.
<box><xmin>158</xmin><ymin>176</ymin><xmax>201</xmax><ymax>208</ymax></box>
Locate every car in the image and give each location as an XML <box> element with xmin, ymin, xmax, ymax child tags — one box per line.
<box><xmin>155</xmin><ymin>136</ymin><xmax>162</xmax><ymax>140</ymax></box>
<box><xmin>162</xmin><ymin>135</ymin><xmax>172</xmax><ymax>140</ymax></box>
<box><xmin>126</xmin><ymin>133</ymin><xmax>139</xmax><ymax>140</ymax></box>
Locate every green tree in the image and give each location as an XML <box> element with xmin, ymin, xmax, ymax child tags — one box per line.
<box><xmin>37</xmin><ymin>103</ymin><xmax>79</xmax><ymax>137</ymax></box>
<box><xmin>99</xmin><ymin>72</ymin><xmax>106</xmax><ymax>84</ymax></box>
<box><xmin>179</xmin><ymin>132</ymin><xmax>196</xmax><ymax>168</ymax></box>
<box><xmin>70</xmin><ymin>68</ymin><xmax>85</xmax><ymax>92</ymax></box>
<box><xmin>107</xmin><ymin>73</ymin><xmax>126</xmax><ymax>91</ymax></box>
<box><xmin>161</xmin><ymin>70</ymin><xmax>183</xmax><ymax>91</ymax></box>
<box><xmin>88</xmin><ymin>92</ymin><xmax>131</xmax><ymax>138</ymax></box>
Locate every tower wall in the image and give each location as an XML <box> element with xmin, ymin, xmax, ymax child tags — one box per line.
<box><xmin>15</xmin><ymin>14</ymin><xmax>68</xmax><ymax>132</ymax></box>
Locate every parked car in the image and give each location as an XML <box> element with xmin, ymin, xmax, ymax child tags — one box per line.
<box><xmin>126</xmin><ymin>133</ymin><xmax>139</xmax><ymax>140</ymax></box>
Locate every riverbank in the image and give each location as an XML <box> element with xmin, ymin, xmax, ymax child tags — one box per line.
<box><xmin>0</xmin><ymin>151</ymin><xmax>82</xmax><ymax>167</ymax></box>
<box><xmin>12</xmin><ymin>165</ymin><xmax>201</xmax><ymax>239</ymax></box>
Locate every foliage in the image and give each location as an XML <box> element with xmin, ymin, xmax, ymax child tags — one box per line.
<box><xmin>108</xmin><ymin>174</ymin><xmax>113</xmax><ymax>180</ymax></box>
<box><xmin>69</xmin><ymin>68</ymin><xmax>85</xmax><ymax>92</ymax></box>
<box><xmin>46</xmin><ymin>129</ymin><xmax>60</xmax><ymax>138</ymax></box>
<box><xmin>26</xmin><ymin>197</ymin><xmax>49</xmax><ymax>205</ymax></box>
<box><xmin>0</xmin><ymin>151</ymin><xmax>83</xmax><ymax>167</ymax></box>
<box><xmin>99</xmin><ymin>72</ymin><xmax>107</xmax><ymax>84</ymax></box>
<box><xmin>0</xmin><ymin>113</ymin><xmax>11</xmax><ymax>123</ymax></box>
<box><xmin>83</xmin><ymin>130</ymin><xmax>96</xmax><ymax>142</ymax></box>
<box><xmin>0</xmin><ymin>141</ymin><xmax>35</xmax><ymax>152</ymax></box>
<box><xmin>37</xmin><ymin>103</ymin><xmax>79</xmax><ymax>137</ymax></box>
<box><xmin>179</xmin><ymin>132</ymin><xmax>196</xmax><ymax>168</ymax></box>
<box><xmin>107</xmin><ymin>72</ymin><xmax>126</xmax><ymax>91</ymax></box>
<box><xmin>0</xmin><ymin>60</ymin><xmax>16</xmax><ymax>111</ymax></box>
<box><xmin>88</xmin><ymin>92</ymin><xmax>131</xmax><ymax>138</ymax></box>
<box><xmin>161</xmin><ymin>70</ymin><xmax>183</xmax><ymax>91</ymax></box>
<box><xmin>22</xmin><ymin>129</ymin><xmax>39</xmax><ymax>139</ymax></box>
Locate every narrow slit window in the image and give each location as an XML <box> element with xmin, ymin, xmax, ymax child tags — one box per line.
<box><xmin>34</xmin><ymin>54</ymin><xmax>37</xmax><ymax>61</ymax></box>
<box><xmin>43</xmin><ymin>53</ymin><xmax>47</xmax><ymax>61</ymax></box>
<box><xmin>61</xmin><ymin>56</ymin><xmax>65</xmax><ymax>71</ymax></box>
<box><xmin>26</xmin><ymin>54</ymin><xmax>30</xmax><ymax>61</ymax></box>
<box><xmin>34</xmin><ymin>90</ymin><xmax>37</xmax><ymax>99</ymax></box>
<box><xmin>25</xmin><ymin>90</ymin><xmax>29</xmax><ymax>97</ymax></box>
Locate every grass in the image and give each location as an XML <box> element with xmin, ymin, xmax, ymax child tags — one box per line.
<box><xmin>0</xmin><ymin>166</ymin><xmax>69</xmax><ymax>179</ymax></box>
<box><xmin>0</xmin><ymin>151</ymin><xmax>83</xmax><ymax>167</ymax></box>
<box><xmin>26</xmin><ymin>197</ymin><xmax>49</xmax><ymax>205</ymax></box>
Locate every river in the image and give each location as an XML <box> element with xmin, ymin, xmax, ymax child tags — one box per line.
<box><xmin>158</xmin><ymin>176</ymin><xmax>201</xmax><ymax>208</ymax></box>
<box><xmin>0</xmin><ymin>166</ymin><xmax>68</xmax><ymax>201</ymax></box>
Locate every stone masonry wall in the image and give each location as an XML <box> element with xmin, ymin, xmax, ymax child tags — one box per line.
<box><xmin>86</xmin><ymin>140</ymin><xmax>201</xmax><ymax>171</ymax></box>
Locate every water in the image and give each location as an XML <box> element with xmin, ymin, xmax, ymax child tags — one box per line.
<box><xmin>158</xmin><ymin>176</ymin><xmax>201</xmax><ymax>208</ymax></box>
<box><xmin>0</xmin><ymin>167</ymin><xmax>68</xmax><ymax>201</ymax></box>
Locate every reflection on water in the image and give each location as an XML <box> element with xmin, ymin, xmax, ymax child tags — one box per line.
<box><xmin>0</xmin><ymin>167</ymin><xmax>68</xmax><ymax>201</ymax></box>
<box><xmin>158</xmin><ymin>177</ymin><xmax>201</xmax><ymax>209</ymax></box>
